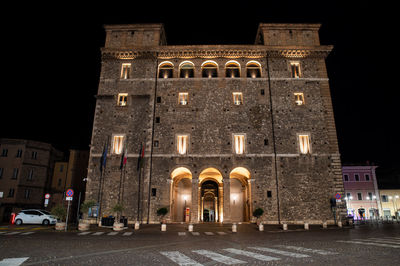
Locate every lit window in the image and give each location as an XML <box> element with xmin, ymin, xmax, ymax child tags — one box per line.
<box><xmin>121</xmin><ymin>63</ymin><xmax>131</xmax><ymax>79</ymax></box>
<box><xmin>201</xmin><ymin>61</ymin><xmax>218</xmax><ymax>78</ymax></box>
<box><xmin>294</xmin><ymin>93</ymin><xmax>305</xmax><ymax>105</ymax></box>
<box><xmin>225</xmin><ymin>61</ymin><xmax>240</xmax><ymax>78</ymax></box>
<box><xmin>177</xmin><ymin>135</ymin><xmax>188</xmax><ymax>155</ymax></box>
<box><xmin>234</xmin><ymin>134</ymin><xmax>245</xmax><ymax>154</ymax></box>
<box><xmin>290</xmin><ymin>62</ymin><xmax>301</xmax><ymax>78</ymax></box>
<box><xmin>246</xmin><ymin>61</ymin><xmax>261</xmax><ymax>78</ymax></box>
<box><xmin>158</xmin><ymin>61</ymin><xmax>173</xmax><ymax>78</ymax></box>
<box><xmin>178</xmin><ymin>93</ymin><xmax>188</xmax><ymax>105</ymax></box>
<box><xmin>112</xmin><ymin>135</ymin><xmax>124</xmax><ymax>154</ymax></box>
<box><xmin>232</xmin><ymin>92</ymin><xmax>243</xmax><ymax>105</ymax></box>
<box><xmin>179</xmin><ymin>61</ymin><xmax>194</xmax><ymax>78</ymax></box>
<box><xmin>298</xmin><ymin>134</ymin><xmax>310</xmax><ymax>154</ymax></box>
<box><xmin>117</xmin><ymin>93</ymin><xmax>128</xmax><ymax>106</ymax></box>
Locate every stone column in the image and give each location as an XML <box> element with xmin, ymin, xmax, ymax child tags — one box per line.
<box><xmin>223</xmin><ymin>178</ymin><xmax>231</xmax><ymax>223</ymax></box>
<box><xmin>191</xmin><ymin>178</ymin><xmax>199</xmax><ymax>223</ymax></box>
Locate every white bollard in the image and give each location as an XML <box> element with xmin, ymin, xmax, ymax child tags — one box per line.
<box><xmin>134</xmin><ymin>221</ymin><xmax>140</xmax><ymax>230</ymax></box>
<box><xmin>283</xmin><ymin>223</ymin><xmax>288</xmax><ymax>231</ymax></box>
<box><xmin>338</xmin><ymin>221</ymin><xmax>342</xmax><ymax>228</ymax></box>
<box><xmin>188</xmin><ymin>224</ymin><xmax>193</xmax><ymax>232</ymax></box>
<box><xmin>259</xmin><ymin>223</ymin><xmax>264</xmax><ymax>231</ymax></box>
<box><xmin>232</xmin><ymin>223</ymin><xmax>237</xmax><ymax>233</ymax></box>
<box><xmin>161</xmin><ymin>223</ymin><xmax>167</xmax><ymax>231</ymax></box>
<box><xmin>322</xmin><ymin>222</ymin><xmax>327</xmax><ymax>229</ymax></box>
<box><xmin>304</xmin><ymin>223</ymin><xmax>309</xmax><ymax>230</ymax></box>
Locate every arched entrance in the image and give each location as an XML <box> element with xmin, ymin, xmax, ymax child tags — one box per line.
<box><xmin>199</xmin><ymin>168</ymin><xmax>223</xmax><ymax>222</ymax></box>
<box><xmin>230</xmin><ymin>167</ymin><xmax>251</xmax><ymax>222</ymax></box>
<box><xmin>170</xmin><ymin>167</ymin><xmax>192</xmax><ymax>222</ymax></box>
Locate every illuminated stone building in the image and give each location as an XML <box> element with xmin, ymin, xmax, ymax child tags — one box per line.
<box><xmin>85</xmin><ymin>23</ymin><xmax>345</xmax><ymax>224</ymax></box>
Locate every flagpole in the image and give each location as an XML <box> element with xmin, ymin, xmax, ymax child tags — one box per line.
<box><xmin>137</xmin><ymin>158</ymin><xmax>142</xmax><ymax>222</ymax></box>
<box><xmin>98</xmin><ymin>136</ymin><xmax>109</xmax><ymax>223</ymax></box>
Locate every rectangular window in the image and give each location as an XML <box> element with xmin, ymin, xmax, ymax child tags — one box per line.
<box><xmin>1</xmin><ymin>149</ymin><xmax>8</xmax><ymax>157</ymax></box>
<box><xmin>31</xmin><ymin>151</ymin><xmax>37</xmax><ymax>159</ymax></box>
<box><xmin>27</xmin><ymin>169</ymin><xmax>33</xmax><ymax>180</ymax></box>
<box><xmin>8</xmin><ymin>188</ymin><xmax>15</xmax><ymax>197</ymax></box>
<box><xmin>60</xmin><ymin>165</ymin><xmax>64</xmax><ymax>172</ymax></box>
<box><xmin>290</xmin><ymin>62</ymin><xmax>301</xmax><ymax>78</ymax></box>
<box><xmin>298</xmin><ymin>134</ymin><xmax>310</xmax><ymax>154</ymax></box>
<box><xmin>121</xmin><ymin>63</ymin><xmax>131</xmax><ymax>79</ymax></box>
<box><xmin>343</xmin><ymin>174</ymin><xmax>349</xmax><ymax>181</ymax></box>
<box><xmin>232</xmin><ymin>92</ymin><xmax>243</xmax><ymax>105</ymax></box>
<box><xmin>357</xmin><ymin>192</ymin><xmax>362</xmax><ymax>200</ymax></box>
<box><xmin>294</xmin><ymin>93</ymin><xmax>305</xmax><ymax>105</ymax></box>
<box><xmin>234</xmin><ymin>134</ymin><xmax>245</xmax><ymax>154</ymax></box>
<box><xmin>112</xmin><ymin>135</ymin><xmax>124</xmax><ymax>155</ymax></box>
<box><xmin>346</xmin><ymin>192</ymin><xmax>351</xmax><ymax>199</ymax></box>
<box><xmin>151</xmin><ymin>188</ymin><xmax>157</xmax><ymax>197</ymax></box>
<box><xmin>382</xmin><ymin>195</ymin><xmax>388</xmax><ymax>202</ymax></box>
<box><xmin>0</xmin><ymin>168</ymin><xmax>3</xmax><ymax>178</ymax></box>
<box><xmin>365</xmin><ymin>174</ymin><xmax>370</xmax><ymax>181</ymax></box>
<box><xmin>177</xmin><ymin>135</ymin><xmax>188</xmax><ymax>155</ymax></box>
<box><xmin>12</xmin><ymin>168</ymin><xmax>19</xmax><ymax>179</ymax></box>
<box><xmin>117</xmin><ymin>93</ymin><xmax>128</xmax><ymax>106</ymax></box>
<box><xmin>16</xmin><ymin>149</ymin><xmax>23</xmax><ymax>157</ymax></box>
<box><xmin>267</xmin><ymin>191</ymin><xmax>272</xmax><ymax>198</ymax></box>
<box><xmin>24</xmin><ymin>189</ymin><xmax>31</xmax><ymax>199</ymax></box>
<box><xmin>178</xmin><ymin>93</ymin><xmax>188</xmax><ymax>105</ymax></box>
<box><xmin>368</xmin><ymin>192</ymin><xmax>373</xmax><ymax>200</ymax></box>
<box><xmin>355</xmin><ymin>174</ymin><xmax>360</xmax><ymax>181</ymax></box>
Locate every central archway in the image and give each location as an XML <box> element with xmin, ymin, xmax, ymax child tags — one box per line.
<box><xmin>199</xmin><ymin>168</ymin><xmax>223</xmax><ymax>222</ymax></box>
<box><xmin>170</xmin><ymin>167</ymin><xmax>192</xmax><ymax>222</ymax></box>
<box><xmin>230</xmin><ymin>167</ymin><xmax>251</xmax><ymax>222</ymax></box>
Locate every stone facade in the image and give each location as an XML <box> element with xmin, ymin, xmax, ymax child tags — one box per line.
<box><xmin>85</xmin><ymin>23</ymin><xmax>345</xmax><ymax>224</ymax></box>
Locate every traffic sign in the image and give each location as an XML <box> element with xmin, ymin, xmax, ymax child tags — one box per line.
<box><xmin>66</xmin><ymin>189</ymin><xmax>74</xmax><ymax>197</ymax></box>
<box><xmin>335</xmin><ymin>193</ymin><xmax>341</xmax><ymax>200</ymax></box>
<box><xmin>66</xmin><ymin>197</ymin><xmax>73</xmax><ymax>201</ymax></box>
<box><xmin>45</xmin><ymin>193</ymin><xmax>50</xmax><ymax>199</ymax></box>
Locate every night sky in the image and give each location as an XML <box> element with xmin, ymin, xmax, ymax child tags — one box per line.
<box><xmin>2</xmin><ymin>2</ymin><xmax>398</xmax><ymax>173</ymax></box>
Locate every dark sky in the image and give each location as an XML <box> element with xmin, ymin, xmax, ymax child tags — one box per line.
<box><xmin>2</xmin><ymin>2</ymin><xmax>398</xmax><ymax>170</ymax></box>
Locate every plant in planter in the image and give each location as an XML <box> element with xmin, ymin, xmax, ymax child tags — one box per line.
<box><xmin>156</xmin><ymin>207</ymin><xmax>168</xmax><ymax>224</ymax></box>
<box><xmin>51</xmin><ymin>205</ymin><xmax>67</xmax><ymax>231</ymax></box>
<box><xmin>78</xmin><ymin>200</ymin><xmax>96</xmax><ymax>231</ymax></box>
<box><xmin>112</xmin><ymin>203</ymin><xmax>125</xmax><ymax>231</ymax></box>
<box><xmin>253</xmin><ymin>208</ymin><xmax>264</xmax><ymax>226</ymax></box>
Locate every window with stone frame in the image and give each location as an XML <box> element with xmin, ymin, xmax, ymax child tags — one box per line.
<box><xmin>112</xmin><ymin>135</ymin><xmax>124</xmax><ymax>155</ymax></box>
<box><xmin>294</xmin><ymin>92</ymin><xmax>305</xmax><ymax>105</ymax></box>
<box><xmin>158</xmin><ymin>61</ymin><xmax>173</xmax><ymax>78</ymax></box>
<box><xmin>232</xmin><ymin>92</ymin><xmax>243</xmax><ymax>105</ymax></box>
<box><xmin>178</xmin><ymin>92</ymin><xmax>188</xmax><ymax>105</ymax></box>
<box><xmin>290</xmin><ymin>61</ymin><xmax>301</xmax><ymax>78</ymax></box>
<box><xmin>202</xmin><ymin>61</ymin><xmax>218</xmax><ymax>78</ymax></box>
<box><xmin>298</xmin><ymin>134</ymin><xmax>310</xmax><ymax>154</ymax></box>
<box><xmin>117</xmin><ymin>93</ymin><xmax>128</xmax><ymax>106</ymax></box>
<box><xmin>179</xmin><ymin>62</ymin><xmax>194</xmax><ymax>78</ymax></box>
<box><xmin>225</xmin><ymin>61</ymin><xmax>240</xmax><ymax>78</ymax></box>
<box><xmin>121</xmin><ymin>63</ymin><xmax>131</xmax><ymax>79</ymax></box>
<box><xmin>177</xmin><ymin>135</ymin><xmax>188</xmax><ymax>155</ymax></box>
<box><xmin>357</xmin><ymin>192</ymin><xmax>362</xmax><ymax>200</ymax></box>
<box><xmin>233</xmin><ymin>134</ymin><xmax>245</xmax><ymax>154</ymax></box>
<box><xmin>246</xmin><ymin>61</ymin><xmax>261</xmax><ymax>78</ymax></box>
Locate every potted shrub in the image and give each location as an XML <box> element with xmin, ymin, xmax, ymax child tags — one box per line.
<box><xmin>253</xmin><ymin>208</ymin><xmax>264</xmax><ymax>226</ymax></box>
<box><xmin>78</xmin><ymin>200</ymin><xmax>96</xmax><ymax>231</ymax></box>
<box><xmin>51</xmin><ymin>205</ymin><xmax>67</xmax><ymax>231</ymax></box>
<box><xmin>157</xmin><ymin>207</ymin><xmax>168</xmax><ymax>231</ymax></box>
<box><xmin>112</xmin><ymin>203</ymin><xmax>125</xmax><ymax>231</ymax></box>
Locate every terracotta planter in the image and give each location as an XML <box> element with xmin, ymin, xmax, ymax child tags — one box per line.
<box><xmin>55</xmin><ymin>222</ymin><xmax>66</xmax><ymax>231</ymax></box>
<box><xmin>78</xmin><ymin>222</ymin><xmax>90</xmax><ymax>231</ymax></box>
<box><xmin>113</xmin><ymin>222</ymin><xmax>124</xmax><ymax>231</ymax></box>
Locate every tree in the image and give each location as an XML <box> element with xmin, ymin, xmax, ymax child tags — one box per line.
<box><xmin>112</xmin><ymin>203</ymin><xmax>124</xmax><ymax>221</ymax></box>
<box><xmin>80</xmin><ymin>200</ymin><xmax>96</xmax><ymax>220</ymax></box>
<box><xmin>253</xmin><ymin>208</ymin><xmax>264</xmax><ymax>224</ymax></box>
<box><xmin>51</xmin><ymin>205</ymin><xmax>67</xmax><ymax>222</ymax></box>
<box><xmin>156</xmin><ymin>207</ymin><xmax>168</xmax><ymax>223</ymax></box>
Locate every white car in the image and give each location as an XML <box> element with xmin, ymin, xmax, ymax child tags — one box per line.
<box><xmin>14</xmin><ymin>209</ymin><xmax>57</xmax><ymax>225</ymax></box>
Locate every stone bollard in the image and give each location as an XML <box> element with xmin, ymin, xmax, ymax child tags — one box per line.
<box><xmin>78</xmin><ymin>222</ymin><xmax>90</xmax><ymax>231</ymax></box>
<box><xmin>161</xmin><ymin>223</ymin><xmax>167</xmax><ymax>231</ymax></box>
<box><xmin>134</xmin><ymin>221</ymin><xmax>140</xmax><ymax>230</ymax></box>
<box><xmin>259</xmin><ymin>223</ymin><xmax>264</xmax><ymax>231</ymax></box>
<box><xmin>232</xmin><ymin>223</ymin><xmax>237</xmax><ymax>233</ymax></box>
<box><xmin>304</xmin><ymin>223</ymin><xmax>309</xmax><ymax>230</ymax></box>
<box><xmin>188</xmin><ymin>224</ymin><xmax>193</xmax><ymax>232</ymax></box>
<box><xmin>338</xmin><ymin>221</ymin><xmax>342</xmax><ymax>228</ymax></box>
<box><xmin>113</xmin><ymin>222</ymin><xmax>124</xmax><ymax>231</ymax></box>
<box><xmin>322</xmin><ymin>222</ymin><xmax>327</xmax><ymax>229</ymax></box>
<box><xmin>283</xmin><ymin>223</ymin><xmax>288</xmax><ymax>231</ymax></box>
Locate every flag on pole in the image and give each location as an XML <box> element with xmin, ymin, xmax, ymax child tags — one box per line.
<box><xmin>100</xmin><ymin>138</ymin><xmax>109</xmax><ymax>173</ymax></box>
<box><xmin>137</xmin><ymin>143</ymin><xmax>145</xmax><ymax>171</ymax></box>
<box><xmin>120</xmin><ymin>141</ymin><xmax>127</xmax><ymax>170</ymax></box>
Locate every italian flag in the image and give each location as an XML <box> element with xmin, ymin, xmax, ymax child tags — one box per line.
<box><xmin>120</xmin><ymin>142</ymin><xmax>127</xmax><ymax>170</ymax></box>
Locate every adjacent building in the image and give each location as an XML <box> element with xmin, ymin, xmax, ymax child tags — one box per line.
<box><xmin>85</xmin><ymin>23</ymin><xmax>345</xmax><ymax>225</ymax></box>
<box><xmin>0</xmin><ymin>138</ymin><xmax>64</xmax><ymax>222</ymax></box>
<box><xmin>378</xmin><ymin>188</ymin><xmax>400</xmax><ymax>219</ymax></box>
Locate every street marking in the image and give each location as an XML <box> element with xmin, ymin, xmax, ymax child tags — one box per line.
<box><xmin>107</xmin><ymin>232</ymin><xmax>119</xmax><ymax>236</ymax></box>
<box><xmin>123</xmin><ymin>232</ymin><xmax>133</xmax><ymax>236</ymax></box>
<box><xmin>337</xmin><ymin>240</ymin><xmax>400</xmax><ymax>248</ymax></box>
<box><xmin>5</xmin><ymin>232</ymin><xmax>20</xmax><ymax>235</ymax></box>
<box><xmin>178</xmin><ymin>232</ymin><xmax>186</xmax><ymax>236</ymax></box>
<box><xmin>217</xmin><ymin>232</ymin><xmax>227</xmax><ymax>235</ymax></box>
<box><xmin>383</xmin><ymin>237</ymin><xmax>400</xmax><ymax>240</ymax></box>
<box><xmin>204</xmin><ymin>232</ymin><xmax>214</xmax><ymax>235</ymax></box>
<box><xmin>92</xmin><ymin>232</ymin><xmax>105</xmax><ymax>236</ymax></box>
<box><xmin>78</xmin><ymin>231</ymin><xmax>92</xmax><ymax>235</ymax></box>
<box><xmin>0</xmin><ymin>231</ymin><xmax>9</xmax><ymax>234</ymax></box>
<box><xmin>275</xmin><ymin>245</ymin><xmax>338</xmax><ymax>255</ymax></box>
<box><xmin>192</xmin><ymin>250</ymin><xmax>246</xmax><ymax>265</ymax></box>
<box><xmin>191</xmin><ymin>232</ymin><xmax>200</xmax><ymax>236</ymax></box>
<box><xmin>20</xmin><ymin>232</ymin><xmax>35</xmax><ymax>235</ymax></box>
<box><xmin>365</xmin><ymin>238</ymin><xmax>400</xmax><ymax>245</ymax></box>
<box><xmin>250</xmin><ymin>247</ymin><xmax>310</xmax><ymax>258</ymax></box>
<box><xmin>160</xmin><ymin>251</ymin><xmax>203</xmax><ymax>266</ymax></box>
<box><xmin>0</xmin><ymin>257</ymin><xmax>29</xmax><ymax>266</ymax></box>
<box><xmin>223</xmin><ymin>248</ymin><xmax>280</xmax><ymax>262</ymax></box>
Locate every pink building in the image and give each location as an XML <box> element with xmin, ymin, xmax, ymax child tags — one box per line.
<box><xmin>342</xmin><ymin>165</ymin><xmax>381</xmax><ymax>220</ymax></box>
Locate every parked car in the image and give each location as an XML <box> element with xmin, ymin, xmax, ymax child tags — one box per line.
<box><xmin>14</xmin><ymin>209</ymin><xmax>57</xmax><ymax>225</ymax></box>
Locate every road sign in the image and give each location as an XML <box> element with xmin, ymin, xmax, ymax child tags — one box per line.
<box><xmin>66</xmin><ymin>197</ymin><xmax>73</xmax><ymax>201</ymax></box>
<box><xmin>335</xmin><ymin>193</ymin><xmax>341</xmax><ymax>200</ymax></box>
<box><xmin>45</xmin><ymin>193</ymin><xmax>50</xmax><ymax>199</ymax></box>
<box><xmin>44</xmin><ymin>198</ymin><xmax>49</xmax><ymax>207</ymax></box>
<box><xmin>66</xmin><ymin>189</ymin><xmax>74</xmax><ymax>197</ymax></box>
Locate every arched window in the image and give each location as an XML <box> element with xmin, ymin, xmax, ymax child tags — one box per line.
<box><xmin>158</xmin><ymin>61</ymin><xmax>174</xmax><ymax>78</ymax></box>
<box><xmin>201</xmin><ymin>61</ymin><xmax>218</xmax><ymax>78</ymax></box>
<box><xmin>246</xmin><ymin>61</ymin><xmax>261</xmax><ymax>78</ymax></box>
<box><xmin>225</xmin><ymin>61</ymin><xmax>240</xmax><ymax>78</ymax></box>
<box><xmin>179</xmin><ymin>61</ymin><xmax>194</xmax><ymax>78</ymax></box>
